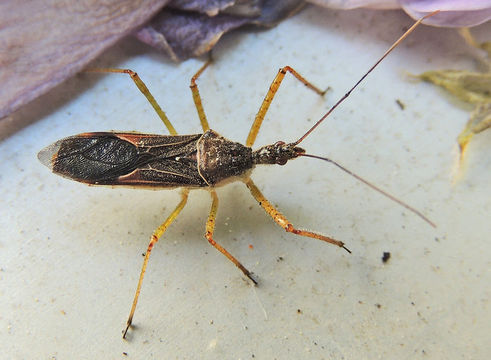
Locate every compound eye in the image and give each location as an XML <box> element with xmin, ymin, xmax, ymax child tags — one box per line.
<box><xmin>276</xmin><ymin>157</ymin><xmax>288</xmax><ymax>165</ymax></box>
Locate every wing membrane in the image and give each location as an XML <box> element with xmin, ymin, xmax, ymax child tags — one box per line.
<box><xmin>38</xmin><ymin>132</ymin><xmax>208</xmax><ymax>188</ymax></box>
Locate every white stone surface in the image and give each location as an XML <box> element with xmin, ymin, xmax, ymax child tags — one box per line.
<box><xmin>1</xmin><ymin>6</ymin><xmax>490</xmax><ymax>359</ymax></box>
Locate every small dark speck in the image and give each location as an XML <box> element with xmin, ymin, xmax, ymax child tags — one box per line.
<box><xmin>123</xmin><ymin>352</ymin><xmax>128</xmax><ymax>356</ymax></box>
<box><xmin>396</xmin><ymin>99</ymin><xmax>405</xmax><ymax>110</ymax></box>
<box><xmin>297</xmin><ymin>309</ymin><xmax>302</xmax><ymax>314</ymax></box>
<box><xmin>375</xmin><ymin>303</ymin><xmax>382</xmax><ymax>309</ymax></box>
<box><xmin>382</xmin><ymin>252</ymin><xmax>391</xmax><ymax>263</ymax></box>
<box><xmin>277</xmin><ymin>256</ymin><xmax>284</xmax><ymax>262</ymax></box>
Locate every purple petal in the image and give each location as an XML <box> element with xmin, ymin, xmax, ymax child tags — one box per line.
<box><xmin>306</xmin><ymin>0</ymin><xmax>399</xmax><ymax>10</ymax></box>
<box><xmin>400</xmin><ymin>0</ymin><xmax>491</xmax><ymax>27</ymax></box>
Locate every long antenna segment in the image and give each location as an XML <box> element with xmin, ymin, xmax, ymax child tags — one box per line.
<box><xmin>301</xmin><ymin>153</ymin><xmax>436</xmax><ymax>228</ymax></box>
<box><xmin>294</xmin><ymin>10</ymin><xmax>440</xmax><ymax>146</ymax></box>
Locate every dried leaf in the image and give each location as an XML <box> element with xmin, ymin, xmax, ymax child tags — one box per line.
<box><xmin>417</xmin><ymin>31</ymin><xmax>491</xmax><ymax>166</ymax></box>
<box><xmin>135</xmin><ymin>10</ymin><xmax>250</xmax><ymax>61</ymax></box>
<box><xmin>136</xmin><ymin>0</ymin><xmax>305</xmax><ymax>61</ymax></box>
<box><xmin>457</xmin><ymin>103</ymin><xmax>491</xmax><ymax>156</ymax></box>
<box><xmin>169</xmin><ymin>0</ymin><xmax>251</xmax><ymax>16</ymax></box>
<box><xmin>418</xmin><ymin>70</ymin><xmax>491</xmax><ymax>104</ymax></box>
<box><xmin>479</xmin><ymin>41</ymin><xmax>491</xmax><ymax>59</ymax></box>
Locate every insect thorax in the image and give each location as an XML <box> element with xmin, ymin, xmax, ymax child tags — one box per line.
<box><xmin>197</xmin><ymin>130</ymin><xmax>253</xmax><ymax>186</ymax></box>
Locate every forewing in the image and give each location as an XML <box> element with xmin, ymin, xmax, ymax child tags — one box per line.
<box><xmin>38</xmin><ymin>132</ymin><xmax>207</xmax><ymax>188</ymax></box>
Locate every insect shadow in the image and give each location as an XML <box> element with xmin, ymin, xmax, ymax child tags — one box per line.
<box><xmin>38</xmin><ymin>12</ymin><xmax>438</xmax><ymax>339</ymax></box>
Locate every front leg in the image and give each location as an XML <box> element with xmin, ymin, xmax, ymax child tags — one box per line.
<box><xmin>246</xmin><ymin>66</ymin><xmax>328</xmax><ymax>147</ymax></box>
<box><xmin>205</xmin><ymin>190</ymin><xmax>257</xmax><ymax>285</ymax></box>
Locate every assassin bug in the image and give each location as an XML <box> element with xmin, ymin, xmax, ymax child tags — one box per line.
<box><xmin>38</xmin><ymin>12</ymin><xmax>438</xmax><ymax>338</ymax></box>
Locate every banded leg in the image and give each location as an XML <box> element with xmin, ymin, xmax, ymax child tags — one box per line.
<box><xmin>246</xmin><ymin>66</ymin><xmax>328</xmax><ymax>147</ymax></box>
<box><xmin>123</xmin><ymin>189</ymin><xmax>189</xmax><ymax>339</ymax></box>
<box><xmin>244</xmin><ymin>178</ymin><xmax>351</xmax><ymax>253</ymax></box>
<box><xmin>86</xmin><ymin>68</ymin><xmax>177</xmax><ymax>135</ymax></box>
<box><xmin>206</xmin><ymin>190</ymin><xmax>257</xmax><ymax>285</ymax></box>
<box><xmin>190</xmin><ymin>58</ymin><xmax>213</xmax><ymax>132</ymax></box>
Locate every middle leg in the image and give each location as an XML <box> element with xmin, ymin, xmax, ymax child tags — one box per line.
<box><xmin>205</xmin><ymin>190</ymin><xmax>257</xmax><ymax>285</ymax></box>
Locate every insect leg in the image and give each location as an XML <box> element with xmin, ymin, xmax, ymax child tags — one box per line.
<box><xmin>190</xmin><ymin>58</ymin><xmax>213</xmax><ymax>132</ymax></box>
<box><xmin>123</xmin><ymin>189</ymin><xmax>189</xmax><ymax>339</ymax></box>
<box><xmin>205</xmin><ymin>190</ymin><xmax>257</xmax><ymax>285</ymax></box>
<box><xmin>86</xmin><ymin>68</ymin><xmax>177</xmax><ymax>135</ymax></box>
<box><xmin>246</xmin><ymin>66</ymin><xmax>327</xmax><ymax>147</ymax></box>
<box><xmin>244</xmin><ymin>178</ymin><xmax>351</xmax><ymax>253</ymax></box>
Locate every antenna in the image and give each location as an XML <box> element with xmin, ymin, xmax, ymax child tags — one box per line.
<box><xmin>294</xmin><ymin>10</ymin><xmax>440</xmax><ymax>146</ymax></box>
<box><xmin>301</xmin><ymin>153</ymin><xmax>436</xmax><ymax>228</ymax></box>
